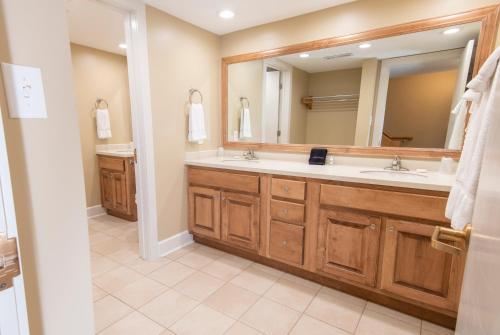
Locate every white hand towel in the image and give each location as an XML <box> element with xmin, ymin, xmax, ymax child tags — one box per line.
<box><xmin>447</xmin><ymin>90</ymin><xmax>480</xmax><ymax>150</ymax></box>
<box><xmin>446</xmin><ymin>47</ymin><xmax>500</xmax><ymax>230</ymax></box>
<box><xmin>96</xmin><ymin>108</ymin><xmax>112</xmax><ymax>139</ymax></box>
<box><xmin>239</xmin><ymin>108</ymin><xmax>252</xmax><ymax>139</ymax></box>
<box><xmin>188</xmin><ymin>103</ymin><xmax>207</xmax><ymax>144</ymax></box>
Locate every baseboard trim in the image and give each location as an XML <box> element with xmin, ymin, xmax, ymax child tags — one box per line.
<box><xmin>87</xmin><ymin>205</ymin><xmax>106</xmax><ymax>218</ymax></box>
<box><xmin>158</xmin><ymin>230</ymin><xmax>193</xmax><ymax>257</ymax></box>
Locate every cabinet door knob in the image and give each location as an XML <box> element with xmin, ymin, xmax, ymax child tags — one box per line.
<box><xmin>388</xmin><ymin>226</ymin><xmax>394</xmax><ymax>232</ymax></box>
<box><xmin>282</xmin><ymin>209</ymin><xmax>288</xmax><ymax>216</ymax></box>
<box><xmin>370</xmin><ymin>224</ymin><xmax>376</xmax><ymax>230</ymax></box>
<box><xmin>282</xmin><ymin>240</ymin><xmax>288</xmax><ymax>246</ymax></box>
<box><xmin>283</xmin><ymin>185</ymin><xmax>289</xmax><ymax>193</ymax></box>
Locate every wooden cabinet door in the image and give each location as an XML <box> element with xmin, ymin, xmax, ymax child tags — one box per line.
<box><xmin>100</xmin><ymin>170</ymin><xmax>114</xmax><ymax>210</ymax></box>
<box><xmin>188</xmin><ymin>186</ymin><xmax>221</xmax><ymax>239</ymax></box>
<box><xmin>317</xmin><ymin>209</ymin><xmax>381</xmax><ymax>287</ymax></box>
<box><xmin>380</xmin><ymin>219</ymin><xmax>464</xmax><ymax>311</ymax></box>
<box><xmin>221</xmin><ymin>192</ymin><xmax>260</xmax><ymax>251</ymax></box>
<box><xmin>111</xmin><ymin>172</ymin><xmax>128</xmax><ymax>214</ymax></box>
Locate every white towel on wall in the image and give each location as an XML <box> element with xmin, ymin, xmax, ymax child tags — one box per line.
<box><xmin>447</xmin><ymin>90</ymin><xmax>480</xmax><ymax>150</ymax></box>
<box><xmin>446</xmin><ymin>46</ymin><xmax>500</xmax><ymax>230</ymax></box>
<box><xmin>239</xmin><ymin>108</ymin><xmax>252</xmax><ymax>139</ymax></box>
<box><xmin>96</xmin><ymin>108</ymin><xmax>112</xmax><ymax>139</ymax></box>
<box><xmin>188</xmin><ymin>103</ymin><xmax>207</xmax><ymax>144</ymax></box>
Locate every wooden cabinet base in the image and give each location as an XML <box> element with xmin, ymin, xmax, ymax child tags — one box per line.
<box><xmin>193</xmin><ymin>235</ymin><xmax>457</xmax><ymax>330</ymax></box>
<box><xmin>106</xmin><ymin>209</ymin><xmax>137</xmax><ymax>222</ymax></box>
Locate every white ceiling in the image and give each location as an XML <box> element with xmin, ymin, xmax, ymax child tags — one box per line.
<box><xmin>277</xmin><ymin>22</ymin><xmax>481</xmax><ymax>74</ymax></box>
<box><xmin>145</xmin><ymin>0</ymin><xmax>356</xmax><ymax>35</ymax></box>
<box><xmin>65</xmin><ymin>0</ymin><xmax>126</xmax><ymax>55</ymax></box>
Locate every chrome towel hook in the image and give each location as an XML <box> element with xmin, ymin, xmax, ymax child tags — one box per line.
<box><xmin>240</xmin><ymin>97</ymin><xmax>250</xmax><ymax>109</ymax></box>
<box><xmin>189</xmin><ymin>89</ymin><xmax>203</xmax><ymax>104</ymax></box>
<box><xmin>94</xmin><ymin>98</ymin><xmax>109</xmax><ymax>109</ymax></box>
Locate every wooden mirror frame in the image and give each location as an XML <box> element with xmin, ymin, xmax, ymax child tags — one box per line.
<box><xmin>221</xmin><ymin>5</ymin><xmax>499</xmax><ymax>158</ymax></box>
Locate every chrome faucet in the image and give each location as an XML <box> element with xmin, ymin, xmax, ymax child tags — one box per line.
<box><xmin>385</xmin><ymin>155</ymin><xmax>408</xmax><ymax>171</ymax></box>
<box><xmin>243</xmin><ymin>148</ymin><xmax>258</xmax><ymax>160</ymax></box>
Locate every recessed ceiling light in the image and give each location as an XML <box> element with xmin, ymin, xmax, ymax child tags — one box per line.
<box><xmin>118</xmin><ymin>43</ymin><xmax>127</xmax><ymax>49</ymax></box>
<box><xmin>443</xmin><ymin>27</ymin><xmax>460</xmax><ymax>35</ymax></box>
<box><xmin>359</xmin><ymin>43</ymin><xmax>371</xmax><ymax>49</ymax></box>
<box><xmin>299</xmin><ymin>53</ymin><xmax>310</xmax><ymax>58</ymax></box>
<box><xmin>218</xmin><ymin>10</ymin><xmax>234</xmax><ymax>19</ymax></box>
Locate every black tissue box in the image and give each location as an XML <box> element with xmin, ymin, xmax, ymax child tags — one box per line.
<box><xmin>309</xmin><ymin>148</ymin><xmax>328</xmax><ymax>165</ymax></box>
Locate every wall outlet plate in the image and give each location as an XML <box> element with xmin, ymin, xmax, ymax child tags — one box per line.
<box><xmin>1</xmin><ymin>63</ymin><xmax>47</xmax><ymax>119</ymax></box>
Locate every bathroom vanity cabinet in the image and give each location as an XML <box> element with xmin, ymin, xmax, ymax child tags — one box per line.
<box><xmin>98</xmin><ymin>154</ymin><xmax>137</xmax><ymax>221</ymax></box>
<box><xmin>187</xmin><ymin>165</ymin><xmax>464</xmax><ymax>327</ymax></box>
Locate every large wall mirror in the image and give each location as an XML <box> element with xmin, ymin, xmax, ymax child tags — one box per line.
<box><xmin>222</xmin><ymin>6</ymin><xmax>499</xmax><ymax>157</ymax></box>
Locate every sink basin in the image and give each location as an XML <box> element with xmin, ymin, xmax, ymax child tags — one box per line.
<box><xmin>360</xmin><ymin>170</ymin><xmax>428</xmax><ymax>178</ymax></box>
<box><xmin>222</xmin><ymin>158</ymin><xmax>259</xmax><ymax>163</ymax></box>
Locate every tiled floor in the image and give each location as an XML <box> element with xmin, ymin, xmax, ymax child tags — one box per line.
<box><xmin>89</xmin><ymin>215</ymin><xmax>455</xmax><ymax>335</ymax></box>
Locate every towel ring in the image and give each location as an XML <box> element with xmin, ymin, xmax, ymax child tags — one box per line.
<box><xmin>189</xmin><ymin>89</ymin><xmax>203</xmax><ymax>104</ymax></box>
<box><xmin>240</xmin><ymin>97</ymin><xmax>250</xmax><ymax>109</ymax></box>
<box><xmin>95</xmin><ymin>98</ymin><xmax>109</xmax><ymax>109</ymax></box>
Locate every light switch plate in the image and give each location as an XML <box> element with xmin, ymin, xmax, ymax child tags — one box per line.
<box><xmin>1</xmin><ymin>63</ymin><xmax>47</xmax><ymax>119</ymax></box>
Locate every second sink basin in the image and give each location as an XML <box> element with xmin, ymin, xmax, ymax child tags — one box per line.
<box><xmin>359</xmin><ymin>170</ymin><xmax>428</xmax><ymax>178</ymax></box>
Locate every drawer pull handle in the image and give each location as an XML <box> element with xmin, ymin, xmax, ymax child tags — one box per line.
<box><xmin>283</xmin><ymin>185</ymin><xmax>289</xmax><ymax>193</ymax></box>
<box><xmin>370</xmin><ymin>224</ymin><xmax>376</xmax><ymax>230</ymax></box>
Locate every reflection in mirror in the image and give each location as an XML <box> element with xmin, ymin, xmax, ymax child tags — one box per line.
<box><xmin>226</xmin><ymin>22</ymin><xmax>481</xmax><ymax>150</ymax></box>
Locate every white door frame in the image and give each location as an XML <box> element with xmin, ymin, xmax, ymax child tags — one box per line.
<box><xmin>97</xmin><ymin>0</ymin><xmax>159</xmax><ymax>260</ymax></box>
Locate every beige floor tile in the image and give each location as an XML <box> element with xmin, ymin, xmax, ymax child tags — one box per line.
<box><xmin>127</xmin><ymin>257</ymin><xmax>171</xmax><ymax>275</ymax></box>
<box><xmin>116</xmin><ymin>228</ymin><xmax>139</xmax><ymax>243</ymax></box>
<box><xmin>159</xmin><ymin>330</ymin><xmax>176</xmax><ymax>335</ymax></box>
<box><xmin>94</xmin><ymin>295</ymin><xmax>133</xmax><ymax>332</ymax></box>
<box><xmin>230</xmin><ymin>265</ymin><xmax>281</xmax><ymax>295</ymax></box>
<box><xmin>91</xmin><ymin>254</ymin><xmax>120</xmax><ymax>277</ymax></box>
<box><xmin>241</xmin><ymin>298</ymin><xmax>301</xmax><ymax>335</ymax></box>
<box><xmin>93</xmin><ymin>284</ymin><xmax>108</xmax><ymax>302</ymax></box>
<box><xmin>89</xmin><ymin>220</ymin><xmax>119</xmax><ymax>232</ymax></box>
<box><xmin>264</xmin><ymin>278</ymin><xmax>319</xmax><ymax>312</ymax></box>
<box><xmin>93</xmin><ymin>266</ymin><xmax>144</xmax><ymax>293</ymax></box>
<box><xmin>225</xmin><ymin>322</ymin><xmax>263</xmax><ymax>335</ymax></box>
<box><xmin>201</xmin><ymin>256</ymin><xmax>249</xmax><ymax>281</ymax></box>
<box><xmin>89</xmin><ymin>231</ymin><xmax>114</xmax><ymax>245</ymax></box>
<box><xmin>421</xmin><ymin>321</ymin><xmax>454</xmax><ymax>335</ymax></box>
<box><xmin>355</xmin><ymin>309</ymin><xmax>420</xmax><ymax>335</ymax></box>
<box><xmin>366</xmin><ymin>302</ymin><xmax>421</xmax><ymax>327</ymax></box>
<box><xmin>91</xmin><ymin>238</ymin><xmax>132</xmax><ymax>255</ymax></box>
<box><xmin>290</xmin><ymin>315</ymin><xmax>350</xmax><ymax>335</ymax></box>
<box><xmin>113</xmin><ymin>277</ymin><xmax>168</xmax><ymax>309</ymax></box>
<box><xmin>204</xmin><ymin>283</ymin><xmax>259</xmax><ymax>319</ymax></box>
<box><xmin>177</xmin><ymin>248</ymin><xmax>220</xmax><ymax>269</ymax></box>
<box><xmin>99</xmin><ymin>311</ymin><xmax>164</xmax><ymax>335</ymax></box>
<box><xmin>281</xmin><ymin>273</ymin><xmax>321</xmax><ymax>290</ymax></box>
<box><xmin>107</xmin><ymin>247</ymin><xmax>140</xmax><ymax>264</ymax></box>
<box><xmin>165</xmin><ymin>243</ymin><xmax>199</xmax><ymax>260</ymax></box>
<box><xmin>139</xmin><ymin>290</ymin><xmax>199</xmax><ymax>327</ymax></box>
<box><xmin>174</xmin><ymin>271</ymin><xmax>225</xmax><ymax>301</ymax></box>
<box><xmin>221</xmin><ymin>253</ymin><xmax>253</xmax><ymax>268</ymax></box>
<box><xmin>319</xmin><ymin>286</ymin><xmax>366</xmax><ymax>307</ymax></box>
<box><xmin>305</xmin><ymin>288</ymin><xmax>365</xmax><ymax>333</ymax></box>
<box><xmin>148</xmin><ymin>261</ymin><xmax>196</xmax><ymax>287</ymax></box>
<box><xmin>169</xmin><ymin>305</ymin><xmax>235</xmax><ymax>335</ymax></box>
<box><xmin>249</xmin><ymin>263</ymin><xmax>284</xmax><ymax>277</ymax></box>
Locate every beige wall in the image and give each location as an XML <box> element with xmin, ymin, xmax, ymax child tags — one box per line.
<box><xmin>0</xmin><ymin>0</ymin><xmax>93</xmax><ymax>334</ymax></box>
<box><xmin>305</xmin><ymin>68</ymin><xmax>362</xmax><ymax>145</ymax></box>
<box><xmin>146</xmin><ymin>6</ymin><xmax>220</xmax><ymax>240</ymax></box>
<box><xmin>71</xmin><ymin>43</ymin><xmax>132</xmax><ymax>208</ymax></box>
<box><xmin>384</xmin><ymin>70</ymin><xmax>458</xmax><ymax>148</ymax></box>
<box><xmin>227</xmin><ymin>60</ymin><xmax>263</xmax><ymax>142</ymax></box>
<box><xmin>221</xmin><ymin>0</ymin><xmax>500</xmax><ymax>57</ymax></box>
<box><xmin>289</xmin><ymin>67</ymin><xmax>309</xmax><ymax>144</ymax></box>
<box><xmin>355</xmin><ymin>59</ymin><xmax>379</xmax><ymax>146</ymax></box>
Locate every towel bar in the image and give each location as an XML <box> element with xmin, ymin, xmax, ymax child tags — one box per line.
<box><xmin>189</xmin><ymin>89</ymin><xmax>203</xmax><ymax>104</ymax></box>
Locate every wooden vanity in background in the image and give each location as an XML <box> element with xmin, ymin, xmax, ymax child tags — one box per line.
<box><xmin>187</xmin><ymin>165</ymin><xmax>464</xmax><ymax>328</ymax></box>
<box><xmin>98</xmin><ymin>154</ymin><xmax>137</xmax><ymax>221</ymax></box>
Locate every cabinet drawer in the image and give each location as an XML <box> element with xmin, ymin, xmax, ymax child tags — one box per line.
<box><xmin>320</xmin><ymin>184</ymin><xmax>448</xmax><ymax>222</ymax></box>
<box><xmin>270</xmin><ymin>200</ymin><xmax>305</xmax><ymax>225</ymax></box>
<box><xmin>269</xmin><ymin>221</ymin><xmax>304</xmax><ymax>266</ymax></box>
<box><xmin>271</xmin><ymin>178</ymin><xmax>305</xmax><ymax>201</ymax></box>
<box><xmin>98</xmin><ymin>156</ymin><xmax>125</xmax><ymax>172</ymax></box>
<box><xmin>188</xmin><ymin>168</ymin><xmax>259</xmax><ymax>194</ymax></box>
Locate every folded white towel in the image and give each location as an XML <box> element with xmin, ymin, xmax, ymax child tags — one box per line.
<box><xmin>446</xmin><ymin>47</ymin><xmax>500</xmax><ymax>230</ymax></box>
<box><xmin>188</xmin><ymin>103</ymin><xmax>207</xmax><ymax>144</ymax></box>
<box><xmin>96</xmin><ymin>108</ymin><xmax>112</xmax><ymax>139</ymax></box>
<box><xmin>239</xmin><ymin>108</ymin><xmax>252</xmax><ymax>139</ymax></box>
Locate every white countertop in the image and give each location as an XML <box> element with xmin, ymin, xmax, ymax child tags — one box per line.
<box><xmin>96</xmin><ymin>149</ymin><xmax>135</xmax><ymax>158</ymax></box>
<box><xmin>184</xmin><ymin>156</ymin><xmax>455</xmax><ymax>192</ymax></box>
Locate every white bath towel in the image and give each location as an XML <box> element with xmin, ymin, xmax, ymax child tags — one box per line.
<box><xmin>96</xmin><ymin>108</ymin><xmax>112</xmax><ymax>139</ymax></box>
<box><xmin>447</xmin><ymin>90</ymin><xmax>480</xmax><ymax>150</ymax></box>
<box><xmin>446</xmin><ymin>47</ymin><xmax>500</xmax><ymax>230</ymax></box>
<box><xmin>239</xmin><ymin>108</ymin><xmax>252</xmax><ymax>139</ymax></box>
<box><xmin>188</xmin><ymin>103</ymin><xmax>207</xmax><ymax>144</ymax></box>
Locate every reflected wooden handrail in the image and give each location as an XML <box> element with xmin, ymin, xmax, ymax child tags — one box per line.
<box><xmin>382</xmin><ymin>132</ymin><xmax>413</xmax><ymax>147</ymax></box>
